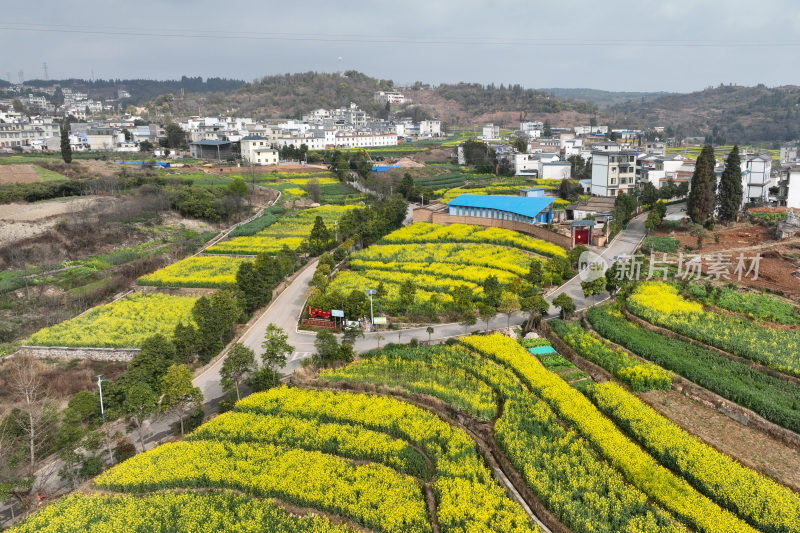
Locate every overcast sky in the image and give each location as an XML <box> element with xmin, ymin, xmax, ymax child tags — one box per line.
<box><xmin>2</xmin><ymin>0</ymin><xmax>799</xmax><ymax>93</ymax></box>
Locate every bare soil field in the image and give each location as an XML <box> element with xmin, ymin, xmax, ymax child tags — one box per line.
<box><xmin>640</xmin><ymin>389</ymin><xmax>800</xmax><ymax>492</ymax></box>
<box><xmin>0</xmin><ymin>196</ymin><xmax>117</xmax><ymax>245</ymax></box>
<box><xmin>215</xmin><ymin>163</ymin><xmax>329</xmax><ymax>174</ymax></box>
<box><xmin>0</xmin><ymin>164</ymin><xmax>40</xmax><ymax>184</ymax></box>
<box><xmin>656</xmin><ymin>223</ymin><xmax>800</xmax><ymax>297</ymax></box>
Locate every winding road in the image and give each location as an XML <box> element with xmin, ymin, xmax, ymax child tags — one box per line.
<box><xmin>192</xmin><ymin>204</ymin><xmax>682</xmax><ymax>404</ymax></box>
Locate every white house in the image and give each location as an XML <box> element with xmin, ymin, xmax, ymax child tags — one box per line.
<box><xmin>241</xmin><ymin>135</ymin><xmax>276</xmax><ymax>164</ymax></box>
<box><xmin>481</xmin><ymin>124</ymin><xmax>500</xmax><ymax>140</ymax></box>
<box><xmin>739</xmin><ymin>153</ymin><xmax>773</xmax><ymax>205</ymax></box>
<box><xmin>520</xmin><ymin>121</ymin><xmax>543</xmax><ymax>138</ymax></box>
<box><xmin>591</xmin><ymin>151</ymin><xmax>638</xmax><ymax>196</ymax></box>
<box><xmin>778</xmin><ymin>167</ymin><xmax>800</xmax><ymax>209</ymax></box>
<box><xmin>374</xmin><ymin>91</ymin><xmax>406</xmax><ymax>104</ymax></box>
<box><xmin>418</xmin><ymin>120</ymin><xmax>441</xmax><ymax>137</ymax></box>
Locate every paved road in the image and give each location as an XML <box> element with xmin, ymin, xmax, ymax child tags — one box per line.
<box><xmin>545</xmin><ymin>202</ymin><xmax>686</xmax><ymax>314</ymax></box>
<box><xmin>194</xmin><ymin>204</ymin><xmax>686</xmax><ymax>401</ymax></box>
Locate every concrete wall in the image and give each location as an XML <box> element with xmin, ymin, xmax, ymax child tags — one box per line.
<box><xmin>16</xmin><ymin>345</ymin><xmax>139</xmax><ymax>362</ymax></box>
<box><xmin>430</xmin><ymin>212</ymin><xmax>573</xmax><ymax>249</ymax></box>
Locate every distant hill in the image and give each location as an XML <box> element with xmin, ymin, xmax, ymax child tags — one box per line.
<box><xmin>541</xmin><ymin>88</ymin><xmax>670</xmax><ymax>108</ymax></box>
<box><xmin>169</xmin><ymin>72</ymin><xmax>599</xmax><ymax>126</ymax></box>
<box><xmin>605</xmin><ymin>84</ymin><xmax>800</xmax><ymax>144</ymax></box>
<box><xmin>1</xmin><ymin>77</ymin><xmax>245</xmax><ymax>104</ymax></box>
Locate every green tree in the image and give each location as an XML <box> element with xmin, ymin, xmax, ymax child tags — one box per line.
<box><xmin>552</xmin><ymin>293</ymin><xmax>576</xmax><ymax>319</ymax></box>
<box><xmin>581</xmin><ymin>277</ymin><xmax>605</xmax><ymax>305</ymax></box>
<box><xmin>313</xmin><ymin>330</ymin><xmax>340</xmax><ymax>368</ymax></box>
<box><xmin>60</xmin><ymin>125</ymin><xmax>72</xmax><ymax>164</ymax></box>
<box><xmin>612</xmin><ymin>192</ymin><xmax>637</xmax><ymax>229</ymax></box>
<box><xmin>689</xmin><ymin>223</ymin><xmax>709</xmax><ymax>250</ymax></box>
<box><xmin>220</xmin><ymin>343</ymin><xmax>256</xmax><ymax>401</ymax></box>
<box><xmin>687</xmin><ymin>144</ymin><xmax>717</xmax><ymax>226</ymax></box>
<box><xmin>308</xmin><ymin>216</ymin><xmax>332</xmax><ymax>256</ymax></box>
<box><xmin>124</xmin><ymin>334</ymin><xmax>177</xmax><ymax>392</ymax></box>
<box><xmin>644</xmin><ymin>209</ymin><xmax>659</xmax><ymax>232</ymax></box>
<box><xmin>426</xmin><ymin>326</ymin><xmax>434</xmax><ymax>344</ymax></box>
<box><xmin>236</xmin><ymin>262</ymin><xmax>265</xmax><ymax>313</ymax></box>
<box><xmin>227</xmin><ymin>177</ymin><xmax>248</xmax><ymax>197</ymax></box>
<box><xmin>261</xmin><ymin>325</ymin><xmax>293</xmax><ymax>388</ymax></box>
<box><xmin>567</xmin><ymin>245</ymin><xmax>588</xmax><ymax>270</ymax></box>
<box><xmin>526</xmin><ymin>260</ymin><xmax>543</xmax><ymax>286</ymax></box>
<box><xmin>345</xmin><ymin>290</ymin><xmax>369</xmax><ymax>320</ymax></box>
<box><xmin>375</xmin><ymin>281</ymin><xmax>387</xmax><ymax>299</ymax></box>
<box><xmin>139</xmin><ymin>139</ymin><xmax>154</xmax><ymax>152</ymax></box>
<box><xmin>521</xmin><ymin>294</ymin><xmax>549</xmax><ymax>329</ymax></box>
<box><xmin>450</xmin><ymin>284</ymin><xmax>474</xmax><ymax>312</ymax></box>
<box><xmin>398</xmin><ymin>278</ymin><xmax>418</xmax><ymax>310</ymax></box>
<box><xmin>543</xmin><ymin>120</ymin><xmax>552</xmax><ymax>138</ymax></box>
<box><xmin>160</xmin><ymin>365</ymin><xmax>203</xmax><ymax>436</ymax></box>
<box><xmin>511</xmin><ymin>137</ymin><xmax>527</xmax><ymax>153</ymax></box>
<box><xmin>397</xmin><ymin>173</ymin><xmax>416</xmax><ymax>199</ymax></box>
<box><xmin>717</xmin><ymin>145</ymin><xmax>743</xmax><ymax>223</ymax></box>
<box><xmin>482</xmin><ymin>275</ymin><xmax>502</xmax><ymax>307</ymax></box>
<box><xmin>172</xmin><ymin>321</ymin><xmax>198</xmax><ymax>364</ymax></box>
<box><xmin>477</xmin><ymin>303</ymin><xmax>497</xmax><ymax>332</ymax></box>
<box><xmin>460</xmin><ymin>311</ymin><xmax>477</xmax><ymax>334</ymax></box>
<box><xmin>498</xmin><ymin>292</ymin><xmax>520</xmax><ymax>328</ymax></box>
<box><xmin>121</xmin><ymin>382</ymin><xmax>158</xmax><ymax>450</ymax></box>
<box><xmin>165</xmin><ymin>123</ymin><xmax>185</xmax><ymax>149</ymax></box>
<box><xmin>306</xmin><ymin>178</ymin><xmax>321</xmax><ymax>203</ymax></box>
<box><xmin>640</xmin><ymin>182</ymin><xmax>659</xmax><ymax>206</ymax></box>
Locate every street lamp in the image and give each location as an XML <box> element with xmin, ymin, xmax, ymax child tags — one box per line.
<box><xmin>96</xmin><ymin>374</ymin><xmax>109</xmax><ymax>423</ymax></box>
<box><xmin>365</xmin><ymin>289</ymin><xmax>377</xmax><ymax>331</ymax></box>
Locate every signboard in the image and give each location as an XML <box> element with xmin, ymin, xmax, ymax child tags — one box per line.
<box><xmin>331</xmin><ymin>309</ymin><xmax>344</xmax><ymax>318</ymax></box>
<box><xmin>373</xmin><ymin>317</ymin><xmax>387</xmax><ymax>325</ymax></box>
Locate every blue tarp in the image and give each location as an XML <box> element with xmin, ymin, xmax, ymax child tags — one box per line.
<box><xmin>372</xmin><ymin>165</ymin><xmax>398</xmax><ymax>172</ymax></box>
<box><xmin>529</xmin><ymin>346</ymin><xmax>556</xmax><ymax>355</ymax></box>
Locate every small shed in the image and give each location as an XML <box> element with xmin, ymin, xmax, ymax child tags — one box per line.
<box><xmin>519</xmin><ymin>187</ymin><xmax>545</xmax><ymax>198</ymax></box>
<box><xmin>571</xmin><ymin>219</ymin><xmax>596</xmax><ymax>247</ymax></box>
<box><xmin>190</xmin><ymin>140</ymin><xmax>232</xmax><ymax>160</ymax></box>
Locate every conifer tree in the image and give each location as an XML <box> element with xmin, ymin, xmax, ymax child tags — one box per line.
<box><xmin>716</xmin><ymin>145</ymin><xmax>743</xmax><ymax>223</ymax></box>
<box><xmin>60</xmin><ymin>125</ymin><xmax>72</xmax><ymax>164</ymax></box>
<box><xmin>687</xmin><ymin>144</ymin><xmax>717</xmax><ymax>226</ymax></box>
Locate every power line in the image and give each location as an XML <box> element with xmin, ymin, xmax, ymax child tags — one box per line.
<box><xmin>1</xmin><ymin>22</ymin><xmax>800</xmax><ymax>48</ymax></box>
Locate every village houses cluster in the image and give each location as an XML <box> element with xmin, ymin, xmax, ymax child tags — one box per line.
<box><xmin>1</xmin><ymin>81</ymin><xmax>798</xmax><ymax>211</ymax></box>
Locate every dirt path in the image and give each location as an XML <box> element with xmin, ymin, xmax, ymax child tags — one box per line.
<box><xmin>639</xmin><ymin>389</ymin><xmax>800</xmax><ymax>492</ymax></box>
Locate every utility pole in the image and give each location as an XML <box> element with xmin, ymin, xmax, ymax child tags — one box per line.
<box><xmin>334</xmin><ymin>220</ymin><xmax>338</xmax><ymax>242</ymax></box>
<box><xmin>96</xmin><ymin>375</ymin><xmax>108</xmax><ymax>422</ymax></box>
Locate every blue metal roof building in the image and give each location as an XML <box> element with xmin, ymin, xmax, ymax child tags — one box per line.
<box><xmin>448</xmin><ymin>194</ymin><xmax>554</xmax><ymax>224</ymax></box>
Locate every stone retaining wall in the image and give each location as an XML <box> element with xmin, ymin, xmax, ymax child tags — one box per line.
<box><xmin>429</xmin><ymin>212</ymin><xmax>574</xmax><ymax>249</ymax></box>
<box><xmin>133</xmin><ymin>285</ymin><xmax>218</xmax><ymax>297</ymax></box>
<box><xmin>15</xmin><ymin>345</ymin><xmax>140</xmax><ymax>362</ymax></box>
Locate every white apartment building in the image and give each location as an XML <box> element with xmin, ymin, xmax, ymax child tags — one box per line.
<box><xmin>0</xmin><ymin>117</ymin><xmax>59</xmax><ymax>148</ymax></box>
<box><xmin>482</xmin><ymin>124</ymin><xmax>500</xmax><ymax>140</ymax></box>
<box><xmin>591</xmin><ymin>151</ymin><xmax>639</xmax><ymax>196</ymax></box>
<box><xmin>739</xmin><ymin>153</ymin><xmax>773</xmax><ymax>205</ymax></box>
<box><xmin>374</xmin><ymin>91</ymin><xmax>406</xmax><ymax>104</ymax></box>
<box><xmin>334</xmin><ymin>130</ymin><xmax>398</xmax><ymax>149</ymax></box>
<box><xmin>520</xmin><ymin>121</ymin><xmax>543</xmax><ymax>138</ymax></box>
<box><xmin>418</xmin><ymin>120</ymin><xmax>441</xmax><ymax>137</ymax></box>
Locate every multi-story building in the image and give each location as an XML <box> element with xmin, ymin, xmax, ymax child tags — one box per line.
<box><xmin>418</xmin><ymin>120</ymin><xmax>441</xmax><ymax>137</ymax></box>
<box><xmin>241</xmin><ymin>135</ymin><xmax>280</xmax><ymax>165</ymax></box>
<box><xmin>739</xmin><ymin>153</ymin><xmax>773</xmax><ymax>205</ymax></box>
<box><xmin>0</xmin><ymin>117</ymin><xmax>58</xmax><ymax>149</ymax></box>
<box><xmin>591</xmin><ymin>151</ymin><xmax>639</xmax><ymax>196</ymax></box>
<box><xmin>374</xmin><ymin>91</ymin><xmax>406</xmax><ymax>104</ymax></box>
<box><xmin>777</xmin><ymin>167</ymin><xmax>800</xmax><ymax>209</ymax></box>
<box><xmin>481</xmin><ymin>124</ymin><xmax>500</xmax><ymax>140</ymax></box>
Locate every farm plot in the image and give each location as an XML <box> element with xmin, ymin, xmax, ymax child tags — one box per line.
<box><xmin>319</xmin><ymin>343</ymin><xmax>682</xmax><ymax>533</ymax></box>
<box><xmin>586</xmin><ymin>304</ymin><xmax>800</xmax><ymax>434</ymax></box>
<box><xmin>14</xmin><ymin>386</ymin><xmax>542</xmax><ymax>533</ymax></box>
<box><xmin>26</xmin><ymin>293</ymin><xmax>197</xmax><ymax>348</ymax></box>
<box><xmin>137</xmin><ymin>255</ymin><xmax>250</xmax><ymax>288</ymax></box>
<box><xmin>206</xmin><ymin>205</ymin><xmax>356</xmax><ymax>255</ymax></box>
<box><xmin>321</xmin><ymin>225</ymin><xmax>556</xmax><ymax>315</ymax></box>
<box><xmin>382</xmin><ymin>222</ymin><xmax>566</xmax><ymax>258</ymax></box>
<box><xmin>627</xmin><ymin>282</ymin><xmax>800</xmax><ymax>378</ymax></box>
